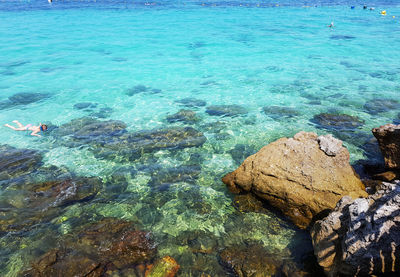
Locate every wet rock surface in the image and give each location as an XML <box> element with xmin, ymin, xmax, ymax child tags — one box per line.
<box><xmin>175</xmin><ymin>97</ymin><xmax>206</xmax><ymax>108</ymax></box>
<box><xmin>364</xmin><ymin>98</ymin><xmax>400</xmax><ymax>115</ymax></box>
<box><xmin>21</xmin><ymin>218</ymin><xmax>158</xmax><ymax>276</ymax></box>
<box><xmin>372</xmin><ymin>124</ymin><xmax>400</xmax><ymax>170</ymax></box>
<box><xmin>222</xmin><ymin>131</ymin><xmax>367</xmax><ymax>229</ymax></box>
<box><xmin>166</xmin><ymin>109</ymin><xmax>200</xmax><ymax>124</ymax></box>
<box><xmin>311</xmin><ymin>181</ymin><xmax>400</xmax><ymax>277</ymax></box>
<box><xmin>206</xmin><ymin>105</ymin><xmax>247</xmax><ymax>117</ymax></box>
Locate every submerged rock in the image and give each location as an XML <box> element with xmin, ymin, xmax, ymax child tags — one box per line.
<box><xmin>146</xmin><ymin>256</ymin><xmax>180</xmax><ymax>277</ymax></box>
<box><xmin>94</xmin><ymin>126</ymin><xmax>207</xmax><ymax>161</ymax></box>
<box><xmin>206</xmin><ymin>105</ymin><xmax>247</xmax><ymax>117</ymax></box>
<box><xmin>21</xmin><ymin>218</ymin><xmax>157</xmax><ymax>276</ymax></box>
<box><xmin>0</xmin><ymin>92</ymin><xmax>49</xmax><ymax>110</ymax></box>
<box><xmin>0</xmin><ymin>145</ymin><xmax>43</xmax><ymax>183</ymax></box>
<box><xmin>372</xmin><ymin>124</ymin><xmax>400</xmax><ymax>170</ymax></box>
<box><xmin>311</xmin><ymin>113</ymin><xmax>364</xmax><ymax>131</ymax></box>
<box><xmin>148</xmin><ymin>165</ymin><xmax>201</xmax><ymax>187</ymax></box>
<box><xmin>219</xmin><ymin>244</ymin><xmax>278</xmax><ymax>277</ymax></box>
<box><xmin>330</xmin><ymin>35</ymin><xmax>355</xmax><ymax>40</ymax></box>
<box><xmin>166</xmin><ymin>109</ymin><xmax>200</xmax><ymax>124</ymax></box>
<box><xmin>175</xmin><ymin>97</ymin><xmax>206</xmax><ymax>108</ymax></box>
<box><xmin>73</xmin><ymin>102</ymin><xmax>97</xmax><ymax>110</ymax></box>
<box><xmin>127</xmin><ymin>84</ymin><xmax>148</xmax><ymax>95</ymax></box>
<box><xmin>228</xmin><ymin>143</ymin><xmax>256</xmax><ymax>166</ymax></box>
<box><xmin>1</xmin><ymin>177</ymin><xmax>101</xmax><ymax>233</ymax></box>
<box><xmin>364</xmin><ymin>98</ymin><xmax>400</xmax><ymax>115</ymax></box>
<box><xmin>8</xmin><ymin>92</ymin><xmax>49</xmax><ymax>105</ymax></box>
<box><xmin>311</xmin><ymin>181</ymin><xmax>400</xmax><ymax>276</ymax></box>
<box><xmin>222</xmin><ymin>131</ymin><xmax>367</xmax><ymax>229</ymax></box>
<box><xmin>262</xmin><ymin>105</ymin><xmax>300</xmax><ymax>120</ymax></box>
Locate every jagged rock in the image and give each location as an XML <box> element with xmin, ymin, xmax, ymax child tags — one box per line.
<box><xmin>166</xmin><ymin>109</ymin><xmax>200</xmax><ymax>124</ymax></box>
<box><xmin>21</xmin><ymin>218</ymin><xmax>157</xmax><ymax>276</ymax></box>
<box><xmin>317</xmin><ymin>134</ymin><xmax>342</xmax><ymax>156</ymax></box>
<box><xmin>311</xmin><ymin>181</ymin><xmax>400</xmax><ymax>276</ymax></box>
<box><xmin>372</xmin><ymin>124</ymin><xmax>400</xmax><ymax>170</ymax></box>
<box><xmin>222</xmin><ymin>131</ymin><xmax>367</xmax><ymax>229</ymax></box>
<box><xmin>206</xmin><ymin>105</ymin><xmax>247</xmax><ymax>117</ymax></box>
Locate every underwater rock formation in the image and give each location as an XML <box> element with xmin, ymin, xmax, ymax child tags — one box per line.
<box><xmin>219</xmin><ymin>244</ymin><xmax>278</xmax><ymax>276</ymax></box>
<box><xmin>364</xmin><ymin>98</ymin><xmax>400</xmax><ymax>115</ymax></box>
<box><xmin>206</xmin><ymin>105</ymin><xmax>247</xmax><ymax>117</ymax></box>
<box><xmin>53</xmin><ymin>117</ymin><xmax>206</xmax><ymax>161</ymax></box>
<box><xmin>0</xmin><ymin>144</ymin><xmax>43</xmax><ymax>183</ymax></box>
<box><xmin>166</xmin><ymin>109</ymin><xmax>200</xmax><ymax>124</ymax></box>
<box><xmin>175</xmin><ymin>97</ymin><xmax>206</xmax><ymax>108</ymax></box>
<box><xmin>372</xmin><ymin>124</ymin><xmax>400</xmax><ymax>170</ymax></box>
<box><xmin>311</xmin><ymin>113</ymin><xmax>364</xmax><ymax>131</ymax></box>
<box><xmin>262</xmin><ymin>105</ymin><xmax>300</xmax><ymax>120</ymax></box>
<box><xmin>311</xmin><ymin>181</ymin><xmax>400</xmax><ymax>277</ymax></box>
<box><xmin>146</xmin><ymin>256</ymin><xmax>180</xmax><ymax>277</ymax></box>
<box><xmin>21</xmin><ymin>218</ymin><xmax>158</xmax><ymax>276</ymax></box>
<box><xmin>0</xmin><ymin>92</ymin><xmax>50</xmax><ymax>110</ymax></box>
<box><xmin>1</xmin><ymin>177</ymin><xmax>101</xmax><ymax>233</ymax></box>
<box><xmin>222</xmin><ymin>131</ymin><xmax>367</xmax><ymax>229</ymax></box>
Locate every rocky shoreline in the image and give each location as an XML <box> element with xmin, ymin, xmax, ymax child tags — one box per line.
<box><xmin>223</xmin><ymin>123</ymin><xmax>400</xmax><ymax>276</ymax></box>
<box><xmin>2</xmin><ymin>117</ymin><xmax>399</xmax><ymax>276</ymax></box>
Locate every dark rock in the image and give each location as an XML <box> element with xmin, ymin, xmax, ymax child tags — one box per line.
<box><xmin>175</xmin><ymin>97</ymin><xmax>207</xmax><ymax>108</ymax></box>
<box><xmin>148</xmin><ymin>165</ymin><xmax>201</xmax><ymax>187</ymax></box>
<box><xmin>310</xmin><ymin>113</ymin><xmax>364</xmax><ymax>131</ymax></box>
<box><xmin>219</xmin><ymin>244</ymin><xmax>278</xmax><ymax>276</ymax></box>
<box><xmin>166</xmin><ymin>109</ymin><xmax>200</xmax><ymax>124</ymax></box>
<box><xmin>229</xmin><ymin>144</ymin><xmax>256</xmax><ymax>166</ymax></box>
<box><xmin>206</xmin><ymin>105</ymin><xmax>247</xmax><ymax>117</ymax></box>
<box><xmin>127</xmin><ymin>85</ymin><xmax>148</xmax><ymax>96</ymax></box>
<box><xmin>311</xmin><ymin>181</ymin><xmax>400</xmax><ymax>276</ymax></box>
<box><xmin>364</xmin><ymin>98</ymin><xmax>400</xmax><ymax>115</ymax></box>
<box><xmin>151</xmin><ymin>88</ymin><xmax>162</xmax><ymax>94</ymax></box>
<box><xmin>199</xmin><ymin>121</ymin><xmax>227</xmax><ymax>133</ymax></box>
<box><xmin>0</xmin><ymin>145</ymin><xmax>43</xmax><ymax>182</ymax></box>
<box><xmin>21</xmin><ymin>218</ymin><xmax>157</xmax><ymax>276</ymax></box>
<box><xmin>73</xmin><ymin>102</ymin><xmax>97</xmax><ymax>110</ymax></box>
<box><xmin>89</xmin><ymin>107</ymin><xmax>113</xmax><ymax>118</ymax></box>
<box><xmin>372</xmin><ymin>124</ymin><xmax>400</xmax><ymax>169</ymax></box>
<box><xmin>214</xmin><ymin>132</ymin><xmax>232</xmax><ymax>141</ymax></box>
<box><xmin>1</xmin><ymin>177</ymin><xmax>102</xmax><ymax>233</ymax></box>
<box><xmin>94</xmin><ymin>126</ymin><xmax>207</xmax><ymax>161</ymax></box>
<box><xmin>8</xmin><ymin>92</ymin><xmax>49</xmax><ymax>105</ymax></box>
<box><xmin>262</xmin><ymin>105</ymin><xmax>300</xmax><ymax>120</ymax></box>
<box><xmin>330</xmin><ymin>35</ymin><xmax>356</xmax><ymax>40</ymax></box>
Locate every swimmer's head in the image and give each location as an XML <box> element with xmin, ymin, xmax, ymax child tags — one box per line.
<box><xmin>40</xmin><ymin>124</ymin><xmax>48</xmax><ymax>132</ymax></box>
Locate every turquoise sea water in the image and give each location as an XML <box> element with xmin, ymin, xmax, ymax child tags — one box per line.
<box><xmin>1</xmin><ymin>0</ymin><xmax>400</xmax><ymax>275</ymax></box>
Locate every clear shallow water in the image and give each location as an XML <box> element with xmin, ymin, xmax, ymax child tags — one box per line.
<box><xmin>1</xmin><ymin>0</ymin><xmax>400</xmax><ymax>276</ymax></box>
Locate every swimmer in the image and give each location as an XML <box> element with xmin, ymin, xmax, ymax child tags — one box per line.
<box><xmin>363</xmin><ymin>5</ymin><xmax>367</xmax><ymax>10</ymax></box>
<box><xmin>328</xmin><ymin>22</ymin><xmax>334</xmax><ymax>28</ymax></box>
<box><xmin>4</xmin><ymin>120</ymin><xmax>47</xmax><ymax>137</ymax></box>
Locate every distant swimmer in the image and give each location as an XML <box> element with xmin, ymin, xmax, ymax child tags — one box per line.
<box><xmin>328</xmin><ymin>22</ymin><xmax>334</xmax><ymax>28</ymax></box>
<box><xmin>4</xmin><ymin>120</ymin><xmax>48</xmax><ymax>137</ymax></box>
<box><xmin>363</xmin><ymin>6</ymin><xmax>367</xmax><ymax>10</ymax></box>
<box><xmin>48</xmin><ymin>0</ymin><xmax>52</xmax><ymax>3</ymax></box>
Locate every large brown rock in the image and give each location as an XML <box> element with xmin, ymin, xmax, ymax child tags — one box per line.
<box><xmin>222</xmin><ymin>131</ymin><xmax>367</xmax><ymax>229</ymax></box>
<box><xmin>372</xmin><ymin>124</ymin><xmax>400</xmax><ymax>170</ymax></box>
